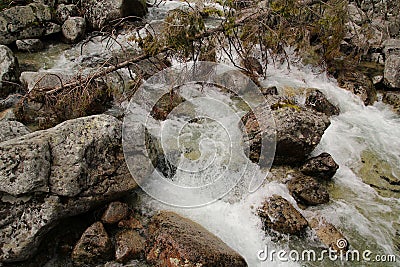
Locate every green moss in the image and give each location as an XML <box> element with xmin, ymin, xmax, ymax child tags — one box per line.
<box><xmin>271</xmin><ymin>99</ymin><xmax>301</xmax><ymax>111</ymax></box>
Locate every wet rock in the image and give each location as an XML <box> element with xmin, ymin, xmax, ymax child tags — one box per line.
<box><xmin>384</xmin><ymin>54</ymin><xmax>400</xmax><ymax>89</ymax></box>
<box><xmin>300</xmin><ymin>152</ymin><xmax>339</xmax><ymax>181</ymax></box>
<box><xmin>260</xmin><ymin>86</ymin><xmax>278</xmax><ymax>96</ymax></box>
<box><xmin>56</xmin><ymin>4</ymin><xmax>79</xmax><ymax>24</ymax></box>
<box><xmin>337</xmin><ymin>71</ymin><xmax>377</xmax><ymax>105</ymax></box>
<box><xmin>241</xmin><ymin>97</ymin><xmax>330</xmax><ymax>165</ymax></box>
<box><xmin>147</xmin><ymin>211</ymin><xmax>247</xmax><ymax>266</ymax></box>
<box><xmin>383</xmin><ymin>91</ymin><xmax>400</xmax><ymax>114</ymax></box>
<box><xmin>118</xmin><ymin>216</ymin><xmax>143</xmax><ymax>230</ymax></box>
<box><xmin>0</xmin><ymin>45</ymin><xmax>20</xmax><ymax>98</ymax></box>
<box><xmin>115</xmin><ymin>229</ymin><xmax>145</xmax><ymax>262</ymax></box>
<box><xmin>305</xmin><ymin>89</ymin><xmax>340</xmax><ymax>117</ymax></box>
<box><xmin>258</xmin><ymin>195</ymin><xmax>308</xmax><ymax>235</ymax></box>
<box><xmin>62</xmin><ymin>17</ymin><xmax>86</xmax><ymax>43</ymax></box>
<box><xmin>309</xmin><ymin>217</ymin><xmax>349</xmax><ymax>252</ymax></box>
<box><xmin>16</xmin><ymin>39</ymin><xmax>44</xmax><ymax>52</ymax></box>
<box><xmin>71</xmin><ymin>221</ymin><xmax>113</xmax><ymax>266</ymax></box>
<box><xmin>0</xmin><ymin>120</ymin><xmax>30</xmax><ymax>143</ymax></box>
<box><xmin>287</xmin><ymin>173</ymin><xmax>330</xmax><ymax>206</ymax></box>
<box><xmin>102</xmin><ymin>201</ymin><xmax>129</xmax><ymax>224</ymax></box>
<box><xmin>0</xmin><ymin>115</ymin><xmax>138</xmax><ymax>262</ymax></box>
<box><xmin>82</xmin><ymin>0</ymin><xmax>147</xmax><ymax>30</ymax></box>
<box><xmin>0</xmin><ymin>3</ymin><xmax>53</xmax><ymax>45</ymax></box>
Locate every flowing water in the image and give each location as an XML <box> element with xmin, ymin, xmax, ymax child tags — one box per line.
<box><xmin>15</xmin><ymin>1</ymin><xmax>400</xmax><ymax>266</ymax></box>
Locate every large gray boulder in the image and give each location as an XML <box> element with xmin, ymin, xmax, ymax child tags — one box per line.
<box><xmin>147</xmin><ymin>211</ymin><xmax>247</xmax><ymax>266</ymax></box>
<box><xmin>82</xmin><ymin>0</ymin><xmax>148</xmax><ymax>30</ymax></box>
<box><xmin>0</xmin><ymin>3</ymin><xmax>54</xmax><ymax>45</ymax></box>
<box><xmin>241</xmin><ymin>97</ymin><xmax>331</xmax><ymax>165</ymax></box>
<box><xmin>0</xmin><ymin>115</ymin><xmax>138</xmax><ymax>262</ymax></box>
<box><xmin>0</xmin><ymin>120</ymin><xmax>30</xmax><ymax>143</ymax></box>
<box><xmin>0</xmin><ymin>45</ymin><xmax>20</xmax><ymax>98</ymax></box>
<box><xmin>384</xmin><ymin>54</ymin><xmax>400</xmax><ymax>89</ymax></box>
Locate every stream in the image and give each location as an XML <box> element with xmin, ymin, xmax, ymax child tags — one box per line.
<box><xmin>15</xmin><ymin>1</ymin><xmax>400</xmax><ymax>266</ymax></box>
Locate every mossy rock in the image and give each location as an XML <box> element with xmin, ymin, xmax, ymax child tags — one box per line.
<box><xmin>357</xmin><ymin>150</ymin><xmax>400</xmax><ymax>198</ymax></box>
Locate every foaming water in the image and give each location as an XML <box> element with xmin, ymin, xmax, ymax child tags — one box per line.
<box><xmin>137</xmin><ymin>61</ymin><xmax>400</xmax><ymax>266</ymax></box>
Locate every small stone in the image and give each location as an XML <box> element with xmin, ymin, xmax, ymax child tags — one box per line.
<box><xmin>300</xmin><ymin>152</ymin><xmax>339</xmax><ymax>180</ymax></box>
<box><xmin>258</xmin><ymin>195</ymin><xmax>308</xmax><ymax>235</ymax></box>
<box><xmin>115</xmin><ymin>229</ymin><xmax>145</xmax><ymax>262</ymax></box>
<box><xmin>102</xmin><ymin>201</ymin><xmax>129</xmax><ymax>224</ymax></box>
<box><xmin>309</xmin><ymin>217</ymin><xmax>349</xmax><ymax>252</ymax></box>
<box><xmin>287</xmin><ymin>174</ymin><xmax>330</xmax><ymax>206</ymax></box>
<box><xmin>16</xmin><ymin>39</ymin><xmax>44</xmax><ymax>52</ymax></box>
<box><xmin>62</xmin><ymin>17</ymin><xmax>86</xmax><ymax>43</ymax></box>
<box><xmin>71</xmin><ymin>221</ymin><xmax>113</xmax><ymax>266</ymax></box>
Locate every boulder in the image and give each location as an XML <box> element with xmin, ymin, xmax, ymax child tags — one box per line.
<box><xmin>56</xmin><ymin>4</ymin><xmax>79</xmax><ymax>24</ymax></box>
<box><xmin>384</xmin><ymin>54</ymin><xmax>400</xmax><ymax>89</ymax></box>
<box><xmin>383</xmin><ymin>91</ymin><xmax>400</xmax><ymax>114</ymax></box>
<box><xmin>102</xmin><ymin>201</ymin><xmax>129</xmax><ymax>224</ymax></box>
<box><xmin>115</xmin><ymin>229</ymin><xmax>145</xmax><ymax>263</ymax></box>
<box><xmin>287</xmin><ymin>173</ymin><xmax>330</xmax><ymax>206</ymax></box>
<box><xmin>300</xmin><ymin>152</ymin><xmax>339</xmax><ymax>180</ymax></box>
<box><xmin>305</xmin><ymin>89</ymin><xmax>340</xmax><ymax>117</ymax></box>
<box><xmin>71</xmin><ymin>221</ymin><xmax>114</xmax><ymax>266</ymax></box>
<box><xmin>82</xmin><ymin>0</ymin><xmax>148</xmax><ymax>30</ymax></box>
<box><xmin>258</xmin><ymin>195</ymin><xmax>308</xmax><ymax>235</ymax></box>
<box><xmin>147</xmin><ymin>211</ymin><xmax>247</xmax><ymax>266</ymax></box>
<box><xmin>0</xmin><ymin>120</ymin><xmax>30</xmax><ymax>143</ymax></box>
<box><xmin>0</xmin><ymin>3</ymin><xmax>53</xmax><ymax>45</ymax></box>
<box><xmin>0</xmin><ymin>115</ymin><xmax>138</xmax><ymax>262</ymax></box>
<box><xmin>16</xmin><ymin>38</ymin><xmax>44</xmax><ymax>52</ymax></box>
<box><xmin>0</xmin><ymin>45</ymin><xmax>20</xmax><ymax>97</ymax></box>
<box><xmin>240</xmin><ymin>97</ymin><xmax>330</xmax><ymax>165</ymax></box>
<box><xmin>383</xmin><ymin>39</ymin><xmax>400</xmax><ymax>57</ymax></box>
<box><xmin>337</xmin><ymin>71</ymin><xmax>377</xmax><ymax>105</ymax></box>
<box><xmin>62</xmin><ymin>17</ymin><xmax>86</xmax><ymax>43</ymax></box>
<box><xmin>309</xmin><ymin>217</ymin><xmax>349</xmax><ymax>252</ymax></box>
